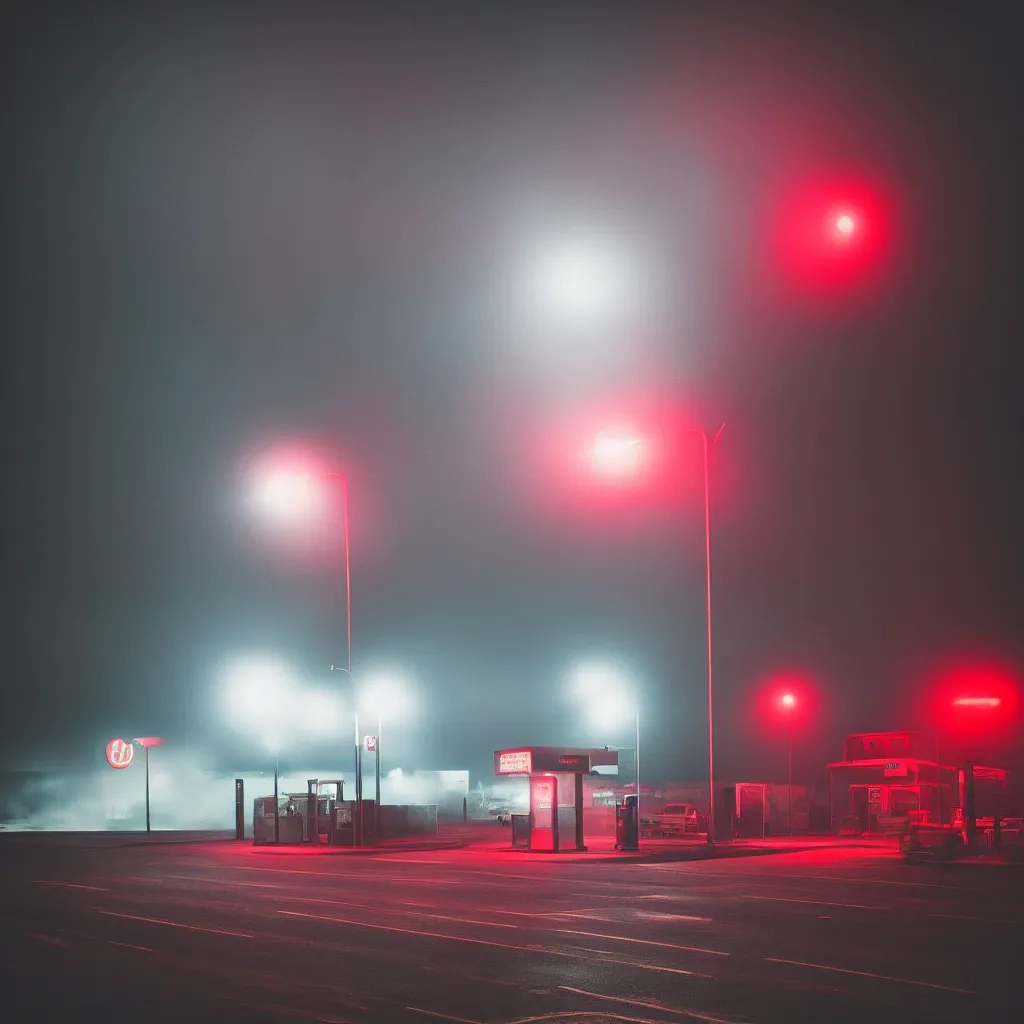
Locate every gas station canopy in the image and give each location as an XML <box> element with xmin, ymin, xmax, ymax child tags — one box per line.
<box><xmin>493</xmin><ymin>747</ymin><xmax>620</xmax><ymax>853</ymax></box>
<box><xmin>494</xmin><ymin>746</ymin><xmax>619</xmax><ymax>776</ymax></box>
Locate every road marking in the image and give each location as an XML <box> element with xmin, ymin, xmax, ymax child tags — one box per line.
<box><xmin>568</xmin><ymin>948</ymin><xmax>712</xmax><ymax>978</ymax></box>
<box><xmin>407</xmin><ymin>1008</ymin><xmax>485</xmax><ymax>1024</ymax></box>
<box><xmin>226</xmin><ymin>865</ymin><xmax>464</xmax><ymax>885</ymax></box>
<box><xmin>633</xmin><ymin>911</ymin><xmax>713</xmax><ymax>922</ymax></box>
<box><xmin>764</xmin><ymin>956</ymin><xmax>980</xmax><ymax>994</ymax></box>
<box><xmin>740</xmin><ymin>895</ymin><xmax>886</xmax><ymax>911</ymax></box>
<box><xmin>279</xmin><ymin>909</ymin><xmax>714</xmax><ymax>980</ymax></box>
<box><xmin>32</xmin><ymin>881</ymin><xmax>109</xmax><ymax>891</ymax></box>
<box><xmin>25</xmin><ymin>932</ymin><xmax>67</xmax><ymax>947</ymax></box>
<box><xmin>107</xmin><ymin>939</ymin><xmax>153</xmax><ymax>952</ymax></box>
<box><xmin>552</xmin><ymin>928</ymin><xmax>729</xmax><ymax>957</ymax></box>
<box><xmin>400</xmin><ymin>909</ymin><xmax>517</xmax><ymax>929</ymax></box>
<box><xmin>509</xmin><ymin>1014</ymin><xmax>670</xmax><ymax>1024</ymax></box>
<box><xmin>773</xmin><ymin>872</ymin><xmax>965</xmax><ymax>890</ymax></box>
<box><xmin>407</xmin><ymin>1007</ymin><xmax>487</xmax><ymax>1024</ymax></box>
<box><xmin>279</xmin><ymin>910</ymin><xmax>530</xmax><ymax>952</ymax></box>
<box><xmin>559</xmin><ymin>985</ymin><xmax>741</xmax><ymax>1023</ymax></box>
<box><xmin>253</xmin><ymin>892</ymin><xmax>519</xmax><ymax>931</ymax></box>
<box><xmin>929</xmin><ymin>912</ymin><xmax>1023</xmax><ymax>926</ymax></box>
<box><xmin>491</xmin><ymin>906</ymin><xmax>613</xmax><ymax>920</ymax></box>
<box><xmin>420</xmin><ymin>966</ymin><xmax>519</xmax><ymax>989</ymax></box>
<box><xmin>97</xmin><ymin>909</ymin><xmax>253</xmax><ymax>938</ymax></box>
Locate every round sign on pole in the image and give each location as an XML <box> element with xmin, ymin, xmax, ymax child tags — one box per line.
<box><xmin>364</xmin><ymin>735</ymin><xmax>377</xmax><ymax>752</ymax></box>
<box><xmin>106</xmin><ymin>738</ymin><xmax>134</xmax><ymax>769</ymax></box>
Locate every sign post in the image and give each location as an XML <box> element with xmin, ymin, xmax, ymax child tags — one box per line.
<box><xmin>134</xmin><ymin>738</ymin><xmax>166</xmax><ymax>832</ymax></box>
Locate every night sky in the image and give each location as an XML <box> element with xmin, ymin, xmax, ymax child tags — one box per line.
<box><xmin>2</xmin><ymin>4</ymin><xmax>1021</xmax><ymax>784</ymax></box>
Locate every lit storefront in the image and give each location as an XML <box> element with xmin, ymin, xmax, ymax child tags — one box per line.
<box><xmin>827</xmin><ymin>730</ymin><xmax>1005</xmax><ymax>834</ymax></box>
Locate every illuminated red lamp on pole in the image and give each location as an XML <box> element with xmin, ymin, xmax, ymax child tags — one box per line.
<box><xmin>776</xmin><ymin>693</ymin><xmax>798</xmax><ymax>836</ymax></box>
<box><xmin>770</xmin><ymin>179</ymin><xmax>892</xmax><ymax>296</ymax></box>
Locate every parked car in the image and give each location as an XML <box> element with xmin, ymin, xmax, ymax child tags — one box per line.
<box><xmin>488</xmin><ymin>806</ymin><xmax>513</xmax><ymax>825</ymax></box>
<box><xmin>650</xmin><ymin>803</ymin><xmax>701</xmax><ymax>836</ymax></box>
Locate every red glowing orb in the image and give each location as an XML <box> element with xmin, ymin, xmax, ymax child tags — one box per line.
<box><xmin>769</xmin><ymin>176</ymin><xmax>894</xmax><ymax>296</ymax></box>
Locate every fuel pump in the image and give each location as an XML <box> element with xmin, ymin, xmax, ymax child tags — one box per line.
<box><xmin>529</xmin><ymin>775</ymin><xmax>559</xmax><ymax>852</ymax></box>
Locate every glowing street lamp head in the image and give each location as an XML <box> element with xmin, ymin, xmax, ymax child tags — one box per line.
<box><xmin>952</xmin><ymin>696</ymin><xmax>1001</xmax><ymax>708</ymax></box>
<box><xmin>532</xmin><ymin>235</ymin><xmax>640</xmax><ymax>328</ymax></box>
<box><xmin>361</xmin><ymin>673</ymin><xmax>413</xmax><ymax>722</ymax></box>
<box><xmin>248</xmin><ymin>467</ymin><xmax>326</xmax><ymax>528</ymax></box>
<box><xmin>834</xmin><ymin>213</ymin><xmax>856</xmax><ymax>237</ymax></box>
<box><xmin>587</xmin><ymin>428</ymin><xmax>644</xmax><ymax>478</ymax></box>
<box><xmin>571</xmin><ymin>661</ymin><xmax>637</xmax><ymax>731</ymax></box>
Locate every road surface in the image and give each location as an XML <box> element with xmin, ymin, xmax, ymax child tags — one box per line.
<box><xmin>1</xmin><ymin>836</ymin><xmax>1018</xmax><ymax>1023</ymax></box>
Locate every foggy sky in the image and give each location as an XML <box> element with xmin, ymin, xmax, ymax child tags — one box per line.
<box><xmin>2</xmin><ymin>4</ymin><xmax>1021</xmax><ymax>786</ymax></box>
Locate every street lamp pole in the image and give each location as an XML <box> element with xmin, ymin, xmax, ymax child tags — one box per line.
<box><xmin>273</xmin><ymin>755</ymin><xmax>280</xmax><ymax>845</ymax></box>
<box><xmin>788</xmin><ymin>729</ymin><xmax>794</xmax><ymax>836</ymax></box>
<box><xmin>376</xmin><ymin>713</ymin><xmax>383</xmax><ymax>837</ymax></box>
<box><xmin>688</xmin><ymin>424</ymin><xmax>726</xmax><ymax>844</ymax></box>
<box><xmin>329</xmin><ymin>472</ymin><xmax>353</xmax><ymax>680</ymax></box>
<box><xmin>635</xmin><ymin>708</ymin><xmax>641</xmax><ymax>839</ymax></box>
<box><xmin>328</xmin><ymin>472</ymin><xmax>361</xmax><ymax>845</ymax></box>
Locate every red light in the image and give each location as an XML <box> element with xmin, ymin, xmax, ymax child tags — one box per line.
<box><xmin>952</xmin><ymin>697</ymin><xmax>1001</xmax><ymax>708</ymax></box>
<box><xmin>768</xmin><ymin>177</ymin><xmax>893</xmax><ymax>296</ymax></box>
<box><xmin>779</xmin><ymin>693</ymin><xmax>797</xmax><ymax>710</ymax></box>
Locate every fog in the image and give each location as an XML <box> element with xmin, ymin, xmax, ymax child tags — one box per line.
<box><xmin>0</xmin><ymin>749</ymin><xmax>482</xmax><ymax>832</ymax></box>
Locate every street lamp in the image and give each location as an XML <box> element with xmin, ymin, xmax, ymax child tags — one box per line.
<box><xmin>529</xmin><ymin>232</ymin><xmax>647</xmax><ymax>332</ymax></box>
<box><xmin>777</xmin><ymin>691</ymin><xmax>799</xmax><ymax>835</ymax></box>
<box><xmin>246</xmin><ymin>460</ymin><xmax>353</xmax><ymax>677</ymax></box>
<box><xmin>573</xmin><ymin>663</ymin><xmax>641</xmax><ymax>841</ymax></box>
<box><xmin>245</xmin><ymin>455</ymin><xmax>356</xmax><ymax>831</ymax></box>
<box><xmin>133</xmin><ymin>737</ymin><xmax>166</xmax><ymax>833</ymax></box>
<box><xmin>267</xmin><ymin>734</ymin><xmax>282</xmax><ymax>845</ymax></box>
<box><xmin>585</xmin><ymin>421</ymin><xmax>726</xmax><ymax>843</ymax></box>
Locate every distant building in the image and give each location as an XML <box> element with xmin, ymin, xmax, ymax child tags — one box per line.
<box><xmin>826</xmin><ymin>730</ymin><xmax>1008</xmax><ymax>834</ymax></box>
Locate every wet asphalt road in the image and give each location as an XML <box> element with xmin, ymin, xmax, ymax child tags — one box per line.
<box><xmin>1</xmin><ymin>836</ymin><xmax>1019</xmax><ymax>1024</ymax></box>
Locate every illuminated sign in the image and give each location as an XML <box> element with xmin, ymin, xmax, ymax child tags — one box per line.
<box><xmin>558</xmin><ymin>755</ymin><xmax>581</xmax><ymax>766</ymax></box>
<box><xmin>883</xmin><ymin>761</ymin><xmax>909</xmax><ymax>777</ymax></box>
<box><xmin>106</xmin><ymin>738</ymin><xmax>134</xmax><ymax>770</ymax></box>
<box><xmin>498</xmin><ymin>750</ymin><xmax>532</xmax><ymax>775</ymax></box>
<box><xmin>365</xmin><ymin>735</ymin><xmax>377</xmax><ymax>752</ymax></box>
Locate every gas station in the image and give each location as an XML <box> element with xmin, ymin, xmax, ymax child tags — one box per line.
<box><xmin>494</xmin><ymin>745</ymin><xmax>629</xmax><ymax>852</ymax></box>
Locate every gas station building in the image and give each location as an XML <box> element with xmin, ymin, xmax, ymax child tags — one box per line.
<box><xmin>827</xmin><ymin>731</ymin><xmax>1008</xmax><ymax>834</ymax></box>
<box><xmin>495</xmin><ymin>746</ymin><xmax>619</xmax><ymax>851</ymax></box>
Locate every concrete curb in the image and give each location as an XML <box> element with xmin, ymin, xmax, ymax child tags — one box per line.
<box><xmin>246</xmin><ymin>840</ymin><xmax>469</xmax><ymax>855</ymax></box>
<box><xmin>477</xmin><ymin>841</ymin><xmax>889</xmax><ymax>865</ymax></box>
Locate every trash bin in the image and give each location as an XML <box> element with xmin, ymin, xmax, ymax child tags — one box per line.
<box><xmin>615</xmin><ymin>797</ymin><xmax>639</xmax><ymax>851</ymax></box>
